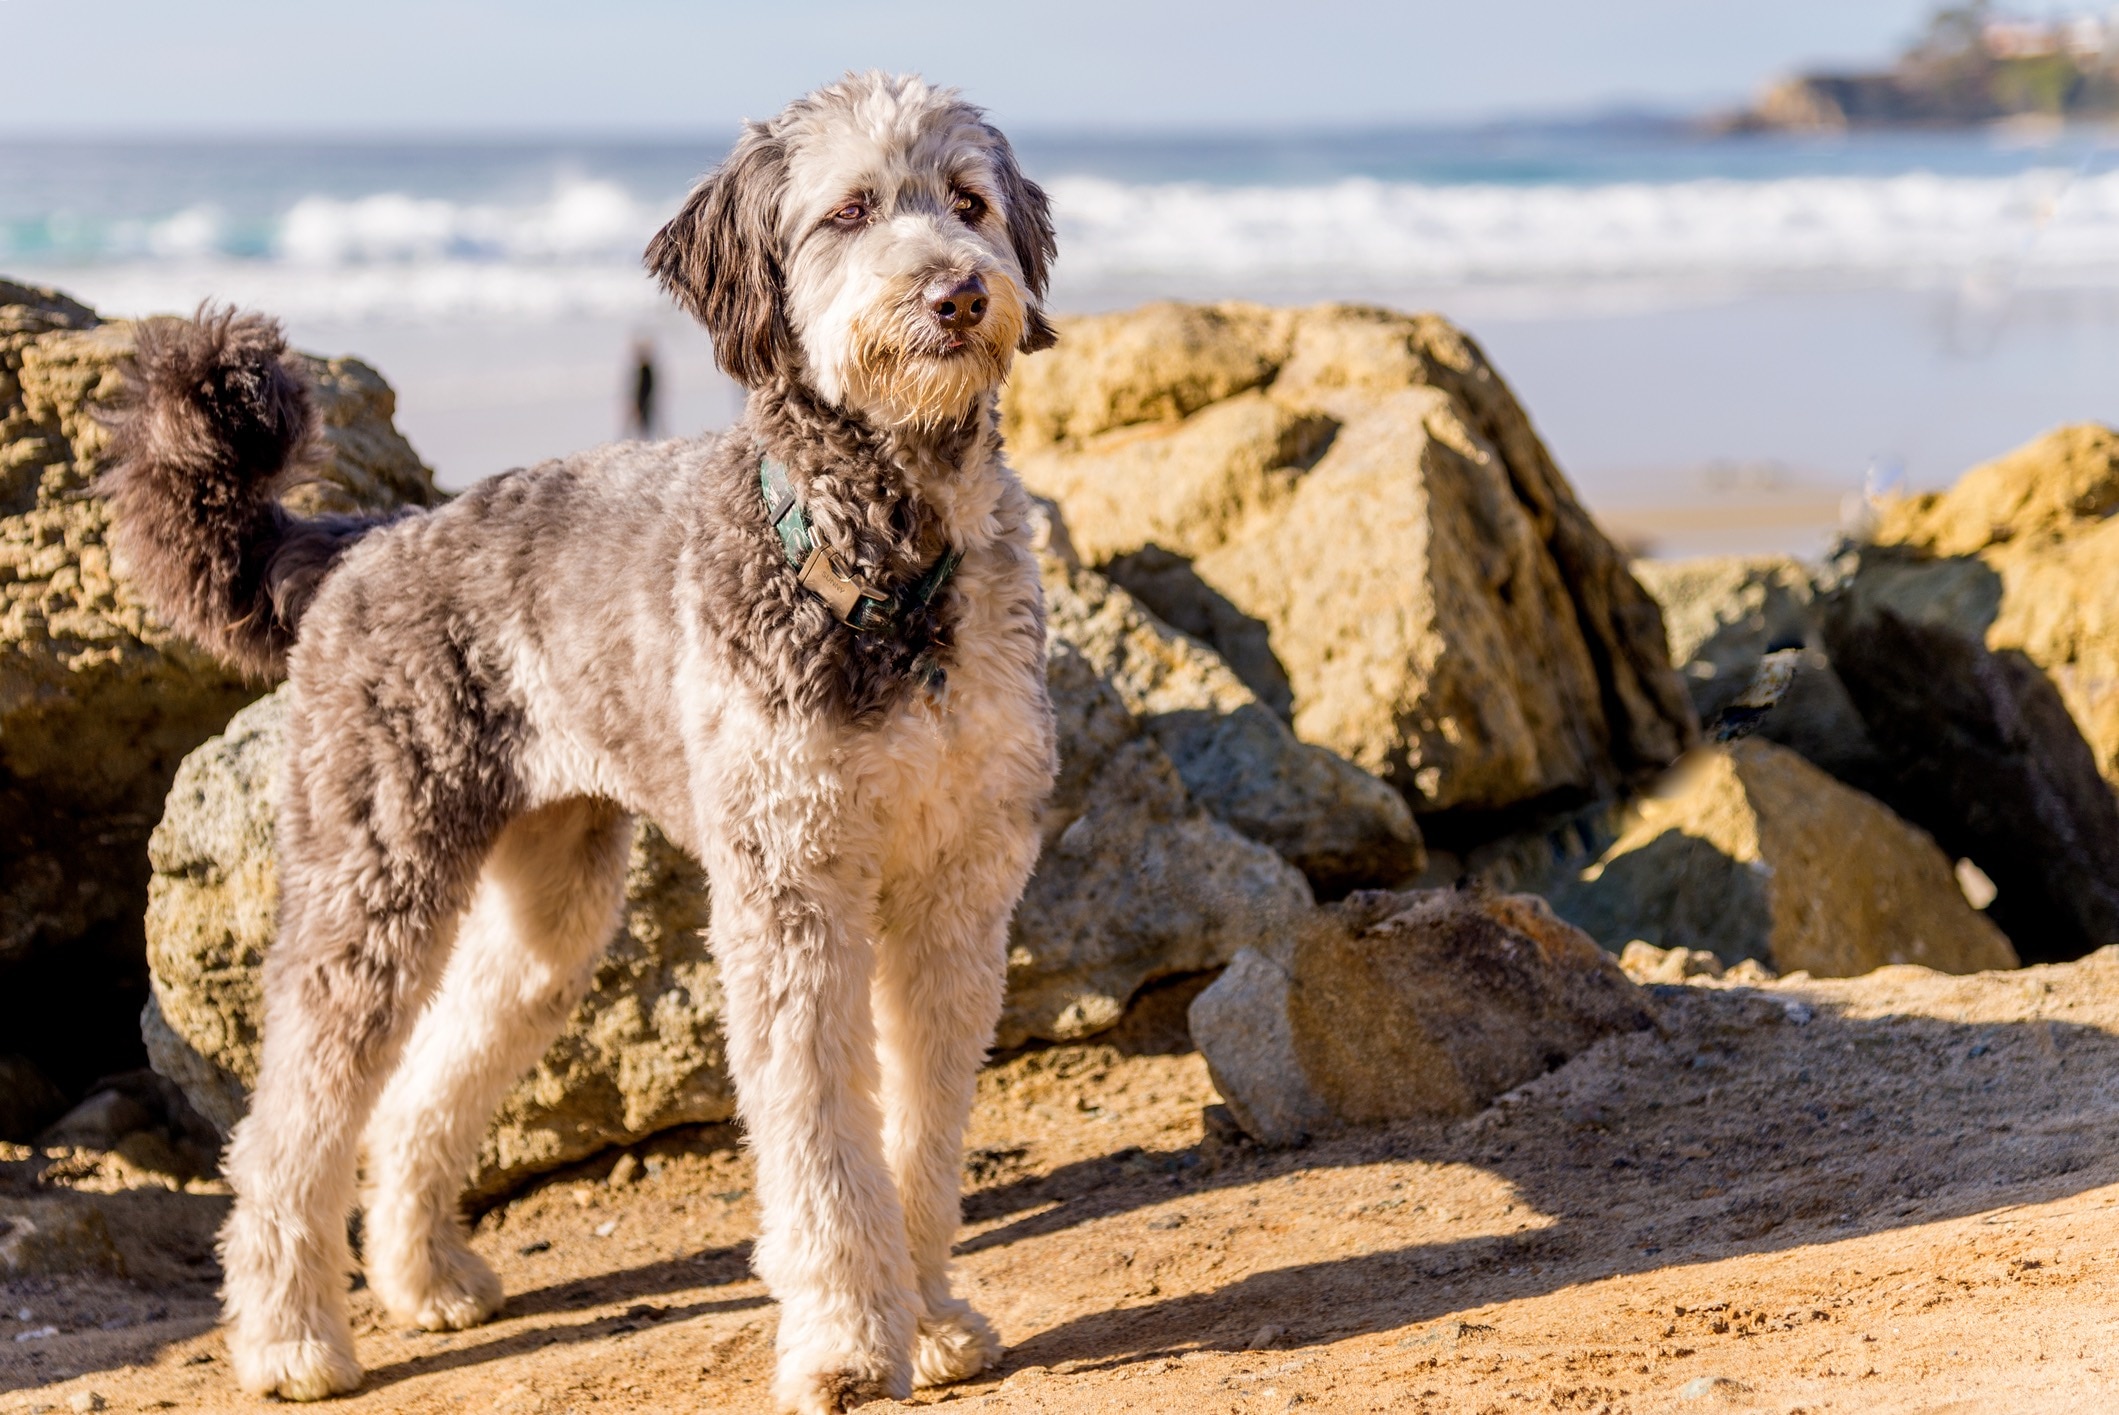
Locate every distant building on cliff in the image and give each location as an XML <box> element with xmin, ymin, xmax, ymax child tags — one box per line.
<box><xmin>1727</xmin><ymin>2</ymin><xmax>2119</xmax><ymax>131</ymax></box>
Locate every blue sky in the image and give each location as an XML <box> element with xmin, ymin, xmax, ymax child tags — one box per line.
<box><xmin>6</xmin><ymin>1</ymin><xmax>1948</xmax><ymax>133</ymax></box>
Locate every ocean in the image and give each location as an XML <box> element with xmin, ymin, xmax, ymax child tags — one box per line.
<box><xmin>7</xmin><ymin>121</ymin><xmax>2119</xmax><ymax>556</ymax></box>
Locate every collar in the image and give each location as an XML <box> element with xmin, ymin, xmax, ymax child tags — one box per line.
<box><xmin>759</xmin><ymin>453</ymin><xmax>962</xmax><ymax>632</ymax></box>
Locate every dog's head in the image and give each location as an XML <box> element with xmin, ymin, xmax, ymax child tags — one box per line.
<box><xmin>647</xmin><ymin>72</ymin><xmax>1057</xmax><ymax>429</ymax></box>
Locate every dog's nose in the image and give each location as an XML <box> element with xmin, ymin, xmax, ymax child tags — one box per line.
<box><xmin>929</xmin><ymin>275</ymin><xmax>987</xmax><ymax>333</ymax></box>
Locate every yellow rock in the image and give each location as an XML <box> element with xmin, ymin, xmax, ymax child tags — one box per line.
<box><xmin>1004</xmin><ymin>301</ymin><xmax>1695</xmax><ymax>815</ymax></box>
<box><xmin>0</xmin><ymin>277</ymin><xmax>439</xmax><ymax>1087</ymax></box>
<box><xmin>1554</xmin><ymin>740</ymin><xmax>2018</xmax><ymax>977</ymax></box>
<box><xmin>1871</xmin><ymin>423</ymin><xmax>2119</xmax><ymax>558</ymax></box>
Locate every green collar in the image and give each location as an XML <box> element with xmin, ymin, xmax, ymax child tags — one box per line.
<box><xmin>759</xmin><ymin>454</ymin><xmax>962</xmax><ymax>633</ymax></box>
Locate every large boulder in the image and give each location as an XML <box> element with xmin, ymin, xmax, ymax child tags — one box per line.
<box><xmin>1003</xmin><ymin>302</ymin><xmax>1698</xmax><ymax>828</ymax></box>
<box><xmin>1549</xmin><ymin>739</ymin><xmax>2018</xmax><ymax>977</ymax></box>
<box><xmin>143</xmin><ymin>542</ymin><xmax>1343</xmax><ymax>1186</ymax></box>
<box><xmin>0</xmin><ymin>279</ymin><xmax>438</xmax><ymax>1110</ymax></box>
<box><xmin>1818</xmin><ymin>425</ymin><xmax>2119</xmax><ymax>963</ymax></box>
<box><xmin>1188</xmin><ymin>885</ymin><xmax>1654</xmax><ymax>1146</ymax></box>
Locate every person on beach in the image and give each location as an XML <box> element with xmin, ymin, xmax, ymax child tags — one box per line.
<box><xmin>626</xmin><ymin>337</ymin><xmax>658</xmax><ymax>438</ymax></box>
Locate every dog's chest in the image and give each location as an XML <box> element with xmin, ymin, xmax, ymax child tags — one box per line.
<box><xmin>851</xmin><ymin>549</ymin><xmax>1053</xmax><ymax>837</ymax></box>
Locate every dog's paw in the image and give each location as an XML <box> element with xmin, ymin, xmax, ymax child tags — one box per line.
<box><xmin>230</xmin><ymin>1333</ymin><xmax>363</xmax><ymax>1402</ymax></box>
<box><xmin>912</xmin><ymin>1302</ymin><xmax>999</xmax><ymax>1387</ymax></box>
<box><xmin>772</xmin><ymin>1351</ymin><xmax>911</xmax><ymax>1414</ymax></box>
<box><xmin>370</xmin><ymin>1236</ymin><xmax>504</xmax><ymax>1332</ymax></box>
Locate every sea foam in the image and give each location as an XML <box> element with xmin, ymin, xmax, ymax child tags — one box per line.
<box><xmin>11</xmin><ymin>167</ymin><xmax>2119</xmax><ymax>323</ymax></box>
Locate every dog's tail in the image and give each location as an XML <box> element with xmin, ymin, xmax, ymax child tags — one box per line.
<box><xmin>103</xmin><ymin>306</ymin><xmax>393</xmax><ymax>679</ymax></box>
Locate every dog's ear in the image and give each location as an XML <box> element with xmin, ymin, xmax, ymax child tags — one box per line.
<box><xmin>985</xmin><ymin>128</ymin><xmax>1058</xmax><ymax>353</ymax></box>
<box><xmin>645</xmin><ymin>128</ymin><xmax>792</xmax><ymax>386</ymax></box>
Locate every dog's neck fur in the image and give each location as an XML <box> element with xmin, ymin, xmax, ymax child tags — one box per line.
<box><xmin>748</xmin><ymin>378</ymin><xmax>1001</xmax><ymax>576</ymax></box>
<box><xmin>715</xmin><ymin>378</ymin><xmax>1006</xmax><ymax>726</ymax></box>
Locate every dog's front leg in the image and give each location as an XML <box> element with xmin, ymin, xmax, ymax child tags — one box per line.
<box><xmin>874</xmin><ymin>826</ymin><xmax>1038</xmax><ymax>1388</ymax></box>
<box><xmin>711</xmin><ymin>846</ymin><xmax>917</xmax><ymax>1414</ymax></box>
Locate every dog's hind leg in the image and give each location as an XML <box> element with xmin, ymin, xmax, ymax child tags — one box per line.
<box><xmin>874</xmin><ymin>833</ymin><xmax>1037</xmax><ymax>1388</ymax></box>
<box><xmin>709</xmin><ymin>839</ymin><xmax>918</xmax><ymax>1415</ymax></box>
<box><xmin>362</xmin><ymin>797</ymin><xmax>633</xmax><ymax>1332</ymax></box>
<box><xmin>216</xmin><ymin>699</ymin><xmax>511</xmax><ymax>1402</ymax></box>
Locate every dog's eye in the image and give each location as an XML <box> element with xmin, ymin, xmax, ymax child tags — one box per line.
<box><xmin>832</xmin><ymin>201</ymin><xmax>868</xmax><ymax>227</ymax></box>
<box><xmin>952</xmin><ymin>191</ymin><xmax>986</xmax><ymax>223</ymax></box>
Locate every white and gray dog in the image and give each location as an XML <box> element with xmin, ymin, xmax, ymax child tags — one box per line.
<box><xmin>105</xmin><ymin>72</ymin><xmax>1061</xmax><ymax>1413</ymax></box>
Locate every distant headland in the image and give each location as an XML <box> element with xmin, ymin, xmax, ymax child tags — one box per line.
<box><xmin>1724</xmin><ymin>2</ymin><xmax>2119</xmax><ymax>131</ymax></box>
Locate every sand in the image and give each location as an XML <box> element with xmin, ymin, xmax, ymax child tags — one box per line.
<box><xmin>7</xmin><ymin>955</ymin><xmax>2119</xmax><ymax>1415</ymax></box>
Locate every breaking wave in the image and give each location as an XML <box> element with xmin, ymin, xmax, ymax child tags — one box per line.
<box><xmin>11</xmin><ymin>166</ymin><xmax>2119</xmax><ymax>322</ymax></box>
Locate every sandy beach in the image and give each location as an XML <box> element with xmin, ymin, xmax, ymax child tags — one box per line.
<box><xmin>11</xmin><ymin>959</ymin><xmax>2119</xmax><ymax>1414</ymax></box>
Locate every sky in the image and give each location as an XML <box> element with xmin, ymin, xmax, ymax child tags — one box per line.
<box><xmin>1</xmin><ymin>0</ymin><xmax>1956</xmax><ymax>134</ymax></box>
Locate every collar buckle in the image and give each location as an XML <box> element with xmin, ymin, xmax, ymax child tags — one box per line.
<box><xmin>797</xmin><ymin>545</ymin><xmax>893</xmax><ymax>626</ymax></box>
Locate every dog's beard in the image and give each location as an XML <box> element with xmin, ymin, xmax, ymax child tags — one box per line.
<box><xmin>842</xmin><ymin>275</ymin><xmax>1025</xmax><ymax>430</ymax></box>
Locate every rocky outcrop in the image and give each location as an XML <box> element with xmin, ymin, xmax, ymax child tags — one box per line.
<box><xmin>1037</xmin><ymin>534</ymin><xmax>1421</xmax><ymax>894</ymax></box>
<box><xmin>1188</xmin><ymin>885</ymin><xmax>1653</xmax><ymax>1146</ymax></box>
<box><xmin>1003</xmin><ymin>302</ymin><xmax>1698</xmax><ymax>828</ymax></box>
<box><xmin>1816</xmin><ymin>425</ymin><xmax>2119</xmax><ymax>964</ymax></box>
<box><xmin>0</xmin><ymin>280</ymin><xmax>439</xmax><ymax>1099</ymax></box>
<box><xmin>1549</xmin><ymin>740</ymin><xmax>2018</xmax><ymax>977</ymax></box>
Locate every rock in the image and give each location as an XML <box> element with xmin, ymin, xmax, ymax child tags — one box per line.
<box><xmin>32</xmin><ymin>1068</ymin><xmax>221</xmax><ymax>1177</ymax></box>
<box><xmin>1039</xmin><ymin>549</ymin><xmax>1421</xmax><ymax>893</ymax></box>
<box><xmin>1812</xmin><ymin>425</ymin><xmax>2119</xmax><ymax>963</ymax></box>
<box><xmin>1870</xmin><ymin>423</ymin><xmax>2119</xmax><ymax>559</ymax></box>
<box><xmin>38</xmin><ymin>1089</ymin><xmax>152</xmax><ymax>1151</ymax></box>
<box><xmin>1004</xmin><ymin>301</ymin><xmax>1697</xmax><ymax>822</ymax></box>
<box><xmin>0</xmin><ymin>278</ymin><xmax>439</xmax><ymax>1094</ymax></box>
<box><xmin>144</xmin><ymin>689</ymin><xmax>734</xmax><ymax>1201</ymax></box>
<box><xmin>1003</xmin><ymin>731</ymin><xmax>1314</xmax><ymax>1048</ymax></box>
<box><xmin>1618</xmin><ymin>940</ymin><xmax>1727</xmax><ymax>984</ymax></box>
<box><xmin>1549</xmin><ymin>740</ymin><xmax>2018</xmax><ymax>977</ymax></box>
<box><xmin>0</xmin><ymin>1203</ymin><xmax>125</xmax><ymax>1279</ymax></box>
<box><xmin>1630</xmin><ymin>556</ymin><xmax>1880</xmax><ymax>784</ymax></box>
<box><xmin>1188</xmin><ymin>885</ymin><xmax>1654</xmax><ymax>1146</ymax></box>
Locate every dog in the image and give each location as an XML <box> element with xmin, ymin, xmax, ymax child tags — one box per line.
<box><xmin>104</xmin><ymin>72</ymin><xmax>1060</xmax><ymax>1414</ymax></box>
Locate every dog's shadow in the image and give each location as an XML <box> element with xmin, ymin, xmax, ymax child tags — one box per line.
<box><xmin>357</xmin><ymin>1252</ymin><xmax>768</xmax><ymax>1392</ymax></box>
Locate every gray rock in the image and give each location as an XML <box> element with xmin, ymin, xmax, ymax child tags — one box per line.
<box><xmin>1002</xmin><ymin>733</ymin><xmax>1314</xmax><ymax>1048</ymax></box>
<box><xmin>1041</xmin><ymin>552</ymin><xmax>1420</xmax><ymax>892</ymax></box>
<box><xmin>1630</xmin><ymin>555</ymin><xmax>1880</xmax><ymax>785</ymax></box>
<box><xmin>1189</xmin><ymin>885</ymin><xmax>1654</xmax><ymax>1146</ymax></box>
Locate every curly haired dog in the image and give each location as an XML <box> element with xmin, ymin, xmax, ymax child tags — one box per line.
<box><xmin>104</xmin><ymin>72</ymin><xmax>1060</xmax><ymax>1413</ymax></box>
